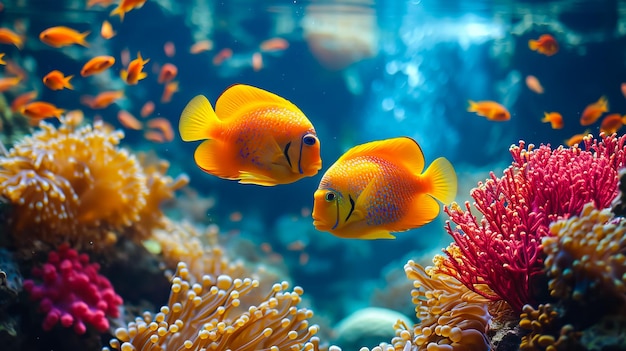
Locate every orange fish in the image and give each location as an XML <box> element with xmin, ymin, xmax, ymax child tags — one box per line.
<box><xmin>252</xmin><ymin>52</ymin><xmax>263</xmax><ymax>72</ymax></box>
<box><xmin>110</xmin><ymin>0</ymin><xmax>147</xmax><ymax>21</ymax></box>
<box><xmin>312</xmin><ymin>137</ymin><xmax>457</xmax><ymax>239</ymax></box>
<box><xmin>10</xmin><ymin>90</ymin><xmax>37</xmax><ymax>112</ymax></box>
<box><xmin>39</xmin><ymin>26</ymin><xmax>90</xmax><ymax>48</ymax></box>
<box><xmin>121</xmin><ymin>52</ymin><xmax>149</xmax><ymax>85</ymax></box>
<box><xmin>64</xmin><ymin>109</ymin><xmax>84</xmax><ymax>126</ymax></box>
<box><xmin>43</xmin><ymin>70</ymin><xmax>74</xmax><ymax>90</ymax></box>
<box><xmin>565</xmin><ymin>130</ymin><xmax>590</xmax><ymax>147</ymax></box>
<box><xmin>599</xmin><ymin>113</ymin><xmax>626</xmax><ymax>135</ymax></box>
<box><xmin>528</xmin><ymin>34</ymin><xmax>558</xmax><ymax>56</ymax></box>
<box><xmin>525</xmin><ymin>75</ymin><xmax>544</xmax><ymax>94</ymax></box>
<box><xmin>147</xmin><ymin>117</ymin><xmax>174</xmax><ymax>141</ymax></box>
<box><xmin>161</xmin><ymin>81</ymin><xmax>178</xmax><ymax>103</ymax></box>
<box><xmin>260</xmin><ymin>38</ymin><xmax>289</xmax><ymax>52</ymax></box>
<box><xmin>164</xmin><ymin>41</ymin><xmax>175</xmax><ymax>57</ymax></box>
<box><xmin>621</xmin><ymin>83</ymin><xmax>626</xmax><ymax>99</ymax></box>
<box><xmin>580</xmin><ymin>96</ymin><xmax>608</xmax><ymax>126</ymax></box>
<box><xmin>0</xmin><ymin>76</ymin><xmax>21</xmax><ymax>92</ymax></box>
<box><xmin>178</xmin><ymin>84</ymin><xmax>322</xmax><ymax>186</ymax></box>
<box><xmin>190</xmin><ymin>40</ymin><xmax>213</xmax><ymax>54</ymax></box>
<box><xmin>81</xmin><ymin>55</ymin><xmax>115</xmax><ymax>77</ymax></box>
<box><xmin>0</xmin><ymin>53</ymin><xmax>5</xmax><ymax>65</ymax></box>
<box><xmin>21</xmin><ymin>101</ymin><xmax>65</xmax><ymax>120</ymax></box>
<box><xmin>140</xmin><ymin>101</ymin><xmax>154</xmax><ymax>117</ymax></box>
<box><xmin>212</xmin><ymin>48</ymin><xmax>233</xmax><ymax>65</ymax></box>
<box><xmin>100</xmin><ymin>20</ymin><xmax>116</xmax><ymax>39</ymax></box>
<box><xmin>467</xmin><ymin>100</ymin><xmax>510</xmax><ymax>121</ymax></box>
<box><xmin>117</xmin><ymin>110</ymin><xmax>142</xmax><ymax>130</ymax></box>
<box><xmin>542</xmin><ymin>112</ymin><xmax>563</xmax><ymax>129</ymax></box>
<box><xmin>144</xmin><ymin>130</ymin><xmax>166</xmax><ymax>143</ymax></box>
<box><xmin>87</xmin><ymin>0</ymin><xmax>116</xmax><ymax>8</ymax></box>
<box><xmin>0</xmin><ymin>28</ymin><xmax>23</xmax><ymax>49</ymax></box>
<box><xmin>158</xmin><ymin>63</ymin><xmax>177</xmax><ymax>84</ymax></box>
<box><xmin>5</xmin><ymin>60</ymin><xmax>26</xmax><ymax>79</ymax></box>
<box><xmin>81</xmin><ymin>90</ymin><xmax>124</xmax><ymax>109</ymax></box>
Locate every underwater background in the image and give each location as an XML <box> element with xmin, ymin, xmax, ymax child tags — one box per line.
<box><xmin>0</xmin><ymin>0</ymin><xmax>626</xmax><ymax>350</ymax></box>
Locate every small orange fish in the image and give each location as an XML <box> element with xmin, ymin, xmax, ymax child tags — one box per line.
<box><xmin>100</xmin><ymin>20</ymin><xmax>116</xmax><ymax>39</ymax></box>
<box><xmin>87</xmin><ymin>0</ymin><xmax>116</xmax><ymax>8</ymax></box>
<box><xmin>158</xmin><ymin>63</ymin><xmax>177</xmax><ymax>84</ymax></box>
<box><xmin>0</xmin><ymin>53</ymin><xmax>5</xmax><ymax>65</ymax></box>
<box><xmin>260</xmin><ymin>38</ymin><xmax>289</xmax><ymax>52</ymax></box>
<box><xmin>10</xmin><ymin>90</ymin><xmax>37</xmax><ymax>112</ymax></box>
<box><xmin>64</xmin><ymin>109</ymin><xmax>84</xmax><ymax>126</ymax></box>
<box><xmin>164</xmin><ymin>41</ymin><xmax>175</xmax><ymax>57</ymax></box>
<box><xmin>5</xmin><ymin>60</ymin><xmax>26</xmax><ymax>79</ymax></box>
<box><xmin>0</xmin><ymin>28</ymin><xmax>23</xmax><ymax>49</ymax></box>
<box><xmin>144</xmin><ymin>130</ymin><xmax>166</xmax><ymax>143</ymax></box>
<box><xmin>178</xmin><ymin>84</ymin><xmax>322</xmax><ymax>186</ymax></box>
<box><xmin>140</xmin><ymin>101</ymin><xmax>154</xmax><ymax>117</ymax></box>
<box><xmin>43</xmin><ymin>70</ymin><xmax>74</xmax><ymax>90</ymax></box>
<box><xmin>252</xmin><ymin>52</ymin><xmax>263</xmax><ymax>72</ymax></box>
<box><xmin>39</xmin><ymin>26</ymin><xmax>90</xmax><ymax>48</ymax></box>
<box><xmin>528</xmin><ymin>34</ymin><xmax>558</xmax><ymax>56</ymax></box>
<box><xmin>121</xmin><ymin>52</ymin><xmax>149</xmax><ymax>85</ymax></box>
<box><xmin>467</xmin><ymin>100</ymin><xmax>510</xmax><ymax>121</ymax></box>
<box><xmin>525</xmin><ymin>75</ymin><xmax>544</xmax><ymax>94</ymax></box>
<box><xmin>117</xmin><ymin>110</ymin><xmax>142</xmax><ymax>130</ymax></box>
<box><xmin>580</xmin><ymin>96</ymin><xmax>608</xmax><ymax>126</ymax></box>
<box><xmin>190</xmin><ymin>40</ymin><xmax>213</xmax><ymax>54</ymax></box>
<box><xmin>81</xmin><ymin>55</ymin><xmax>115</xmax><ymax>77</ymax></box>
<box><xmin>161</xmin><ymin>81</ymin><xmax>178</xmax><ymax>103</ymax></box>
<box><xmin>110</xmin><ymin>0</ymin><xmax>147</xmax><ymax>21</ymax></box>
<box><xmin>621</xmin><ymin>83</ymin><xmax>626</xmax><ymax>99</ymax></box>
<box><xmin>312</xmin><ymin>137</ymin><xmax>457</xmax><ymax>239</ymax></box>
<box><xmin>21</xmin><ymin>101</ymin><xmax>65</xmax><ymax>120</ymax></box>
<box><xmin>0</xmin><ymin>76</ymin><xmax>21</xmax><ymax>92</ymax></box>
<box><xmin>565</xmin><ymin>130</ymin><xmax>590</xmax><ymax>147</ymax></box>
<box><xmin>147</xmin><ymin>117</ymin><xmax>174</xmax><ymax>141</ymax></box>
<box><xmin>212</xmin><ymin>48</ymin><xmax>233</xmax><ymax>65</ymax></box>
<box><xmin>599</xmin><ymin>113</ymin><xmax>626</xmax><ymax>135</ymax></box>
<box><xmin>81</xmin><ymin>90</ymin><xmax>124</xmax><ymax>109</ymax></box>
<box><xmin>542</xmin><ymin>112</ymin><xmax>563</xmax><ymax>129</ymax></box>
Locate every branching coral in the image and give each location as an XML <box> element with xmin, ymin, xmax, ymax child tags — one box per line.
<box><xmin>544</xmin><ymin>202</ymin><xmax>626</xmax><ymax>302</ymax></box>
<box><xmin>23</xmin><ymin>243</ymin><xmax>123</xmax><ymax>334</ymax></box>
<box><xmin>0</xmin><ymin>118</ymin><xmax>187</xmax><ymax>249</ymax></box>
<box><xmin>103</xmin><ymin>262</ymin><xmax>322</xmax><ymax>351</ymax></box>
<box><xmin>439</xmin><ymin>134</ymin><xmax>626</xmax><ymax>312</ymax></box>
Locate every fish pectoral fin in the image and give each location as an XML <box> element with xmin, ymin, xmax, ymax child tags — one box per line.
<box><xmin>237</xmin><ymin>171</ymin><xmax>279</xmax><ymax>186</ymax></box>
<box><xmin>388</xmin><ymin>193</ymin><xmax>440</xmax><ymax>232</ymax></box>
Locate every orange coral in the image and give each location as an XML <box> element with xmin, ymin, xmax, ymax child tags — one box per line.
<box><xmin>0</xmin><ymin>118</ymin><xmax>186</xmax><ymax>249</ymax></box>
<box><xmin>544</xmin><ymin>203</ymin><xmax>626</xmax><ymax>301</ymax></box>
<box><xmin>519</xmin><ymin>304</ymin><xmax>582</xmax><ymax>351</ymax></box>
<box><xmin>103</xmin><ymin>261</ymin><xmax>322</xmax><ymax>351</ymax></box>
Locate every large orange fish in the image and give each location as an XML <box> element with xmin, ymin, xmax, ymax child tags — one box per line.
<box><xmin>467</xmin><ymin>100</ymin><xmax>510</xmax><ymax>121</ymax></box>
<box><xmin>580</xmin><ymin>96</ymin><xmax>608</xmax><ymax>126</ymax></box>
<box><xmin>528</xmin><ymin>34</ymin><xmax>558</xmax><ymax>56</ymax></box>
<box><xmin>312</xmin><ymin>137</ymin><xmax>457</xmax><ymax>240</ymax></box>
<box><xmin>178</xmin><ymin>84</ymin><xmax>322</xmax><ymax>186</ymax></box>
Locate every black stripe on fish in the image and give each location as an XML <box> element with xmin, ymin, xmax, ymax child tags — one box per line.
<box><xmin>345</xmin><ymin>195</ymin><xmax>355</xmax><ymax>222</ymax></box>
<box><xmin>283</xmin><ymin>141</ymin><xmax>292</xmax><ymax>168</ymax></box>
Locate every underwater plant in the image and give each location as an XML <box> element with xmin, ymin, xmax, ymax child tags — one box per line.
<box><xmin>437</xmin><ymin>134</ymin><xmax>626</xmax><ymax>312</ymax></box>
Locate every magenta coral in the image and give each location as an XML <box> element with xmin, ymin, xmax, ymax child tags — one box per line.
<box><xmin>23</xmin><ymin>243</ymin><xmax>123</xmax><ymax>334</ymax></box>
<box><xmin>439</xmin><ymin>134</ymin><xmax>626</xmax><ymax>312</ymax></box>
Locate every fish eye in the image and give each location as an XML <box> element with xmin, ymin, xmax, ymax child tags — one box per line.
<box><xmin>325</xmin><ymin>192</ymin><xmax>336</xmax><ymax>202</ymax></box>
<box><xmin>302</xmin><ymin>134</ymin><xmax>317</xmax><ymax>146</ymax></box>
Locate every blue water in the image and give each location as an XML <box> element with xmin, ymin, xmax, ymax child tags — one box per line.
<box><xmin>1</xmin><ymin>0</ymin><xmax>625</xmax><ymax>349</ymax></box>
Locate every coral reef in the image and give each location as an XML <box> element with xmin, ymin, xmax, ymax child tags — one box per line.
<box><xmin>0</xmin><ymin>118</ymin><xmax>187</xmax><ymax>250</ymax></box>
<box><xmin>23</xmin><ymin>243</ymin><xmax>123</xmax><ymax>334</ymax></box>
<box><xmin>518</xmin><ymin>304</ymin><xmax>583</xmax><ymax>351</ymax></box>
<box><xmin>439</xmin><ymin>134</ymin><xmax>626</xmax><ymax>312</ymax></box>
<box><xmin>104</xmin><ymin>261</ymin><xmax>322</xmax><ymax>351</ymax></box>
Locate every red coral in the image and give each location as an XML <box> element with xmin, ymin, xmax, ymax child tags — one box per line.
<box><xmin>23</xmin><ymin>244</ymin><xmax>122</xmax><ymax>334</ymax></box>
<box><xmin>439</xmin><ymin>134</ymin><xmax>626</xmax><ymax>312</ymax></box>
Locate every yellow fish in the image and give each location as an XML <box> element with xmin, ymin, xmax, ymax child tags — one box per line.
<box><xmin>312</xmin><ymin>137</ymin><xmax>457</xmax><ymax>239</ymax></box>
<box><xmin>179</xmin><ymin>84</ymin><xmax>322</xmax><ymax>186</ymax></box>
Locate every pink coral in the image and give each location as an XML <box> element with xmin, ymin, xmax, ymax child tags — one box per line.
<box><xmin>23</xmin><ymin>243</ymin><xmax>123</xmax><ymax>334</ymax></box>
<box><xmin>439</xmin><ymin>134</ymin><xmax>626</xmax><ymax>312</ymax></box>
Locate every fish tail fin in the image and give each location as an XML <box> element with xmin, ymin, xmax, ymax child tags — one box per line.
<box><xmin>541</xmin><ymin>112</ymin><xmax>550</xmax><ymax>123</ymax></box>
<box><xmin>528</xmin><ymin>39</ymin><xmax>538</xmax><ymax>51</ymax></box>
<box><xmin>179</xmin><ymin>95</ymin><xmax>219</xmax><ymax>141</ymax></box>
<box><xmin>138</xmin><ymin>72</ymin><xmax>148</xmax><ymax>81</ymax></box>
<box><xmin>64</xmin><ymin>75</ymin><xmax>74</xmax><ymax>90</ymax></box>
<box><xmin>467</xmin><ymin>100</ymin><xmax>478</xmax><ymax>112</ymax></box>
<box><xmin>110</xmin><ymin>6</ymin><xmax>125</xmax><ymax>21</ymax></box>
<box><xmin>79</xmin><ymin>31</ymin><xmax>90</xmax><ymax>47</ymax></box>
<box><xmin>54</xmin><ymin>108</ymin><xmax>66</xmax><ymax>120</ymax></box>
<box><xmin>621</xmin><ymin>115</ymin><xmax>626</xmax><ymax>124</ymax></box>
<box><xmin>422</xmin><ymin>157</ymin><xmax>457</xmax><ymax>205</ymax></box>
<box><xmin>599</xmin><ymin>96</ymin><xmax>609</xmax><ymax>111</ymax></box>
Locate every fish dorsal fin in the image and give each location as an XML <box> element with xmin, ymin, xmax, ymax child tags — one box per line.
<box><xmin>215</xmin><ymin>84</ymin><xmax>300</xmax><ymax>120</ymax></box>
<box><xmin>338</xmin><ymin>137</ymin><xmax>426</xmax><ymax>174</ymax></box>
